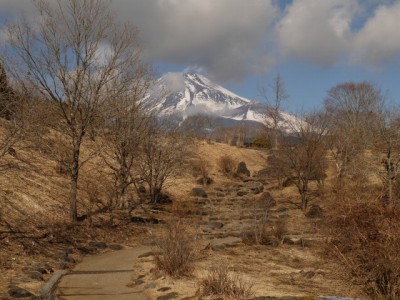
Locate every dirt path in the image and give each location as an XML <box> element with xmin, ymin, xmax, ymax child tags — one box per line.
<box><xmin>55</xmin><ymin>247</ymin><xmax>152</xmax><ymax>300</ymax></box>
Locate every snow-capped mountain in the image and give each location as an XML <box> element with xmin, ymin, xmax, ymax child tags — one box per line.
<box><xmin>145</xmin><ymin>72</ymin><xmax>296</xmax><ymax>129</ymax></box>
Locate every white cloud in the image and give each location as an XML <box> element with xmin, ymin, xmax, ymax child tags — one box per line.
<box><xmin>1</xmin><ymin>0</ymin><xmax>400</xmax><ymax>79</ymax></box>
<box><xmin>109</xmin><ymin>0</ymin><xmax>279</xmax><ymax>82</ymax></box>
<box><xmin>277</xmin><ymin>0</ymin><xmax>359</xmax><ymax>66</ymax></box>
<box><xmin>352</xmin><ymin>1</ymin><xmax>400</xmax><ymax>66</ymax></box>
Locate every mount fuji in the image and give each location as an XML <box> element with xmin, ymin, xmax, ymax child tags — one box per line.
<box><xmin>145</xmin><ymin>72</ymin><xmax>295</xmax><ymax>129</ymax></box>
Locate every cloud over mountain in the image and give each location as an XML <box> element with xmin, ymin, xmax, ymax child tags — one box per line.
<box><xmin>1</xmin><ymin>0</ymin><xmax>400</xmax><ymax>81</ymax></box>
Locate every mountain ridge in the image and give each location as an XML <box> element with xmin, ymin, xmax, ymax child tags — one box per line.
<box><xmin>146</xmin><ymin>72</ymin><xmax>296</xmax><ymax>129</ymax></box>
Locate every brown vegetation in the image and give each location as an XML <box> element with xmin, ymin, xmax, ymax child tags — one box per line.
<box><xmin>154</xmin><ymin>220</ymin><xmax>196</xmax><ymax>277</ymax></box>
<box><xmin>197</xmin><ymin>265</ymin><xmax>253</xmax><ymax>298</ymax></box>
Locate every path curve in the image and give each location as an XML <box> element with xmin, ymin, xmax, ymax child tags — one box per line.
<box><xmin>54</xmin><ymin>246</ymin><xmax>152</xmax><ymax>300</ymax></box>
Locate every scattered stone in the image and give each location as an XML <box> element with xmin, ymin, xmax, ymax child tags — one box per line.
<box><xmin>34</xmin><ymin>263</ymin><xmax>53</xmax><ymax>274</ymax></box>
<box><xmin>260</xmin><ymin>192</ymin><xmax>276</xmax><ymax>208</ymax></box>
<box><xmin>210</xmin><ymin>236</ymin><xmax>242</xmax><ymax>251</ymax></box>
<box><xmin>209</xmin><ymin>221</ymin><xmax>224</xmax><ymax>229</ymax></box>
<box><xmin>77</xmin><ymin>246</ymin><xmax>96</xmax><ymax>255</ymax></box>
<box><xmin>196</xmin><ymin>176</ymin><xmax>213</xmax><ymax>185</ymax></box>
<box><xmin>302</xmin><ymin>271</ymin><xmax>316</xmax><ymax>279</ymax></box>
<box><xmin>282</xmin><ymin>237</ymin><xmax>295</xmax><ymax>245</ymax></box>
<box><xmin>242</xmin><ymin>177</ymin><xmax>255</xmax><ymax>182</ymax></box>
<box><xmin>305</xmin><ymin>205</ymin><xmax>323</xmax><ymax>218</ymax></box>
<box><xmin>8</xmin><ymin>286</ymin><xmax>33</xmax><ymax>298</ymax></box>
<box><xmin>250</xmin><ymin>185</ymin><xmax>264</xmax><ymax>194</ymax></box>
<box><xmin>145</xmin><ymin>282</ymin><xmax>157</xmax><ymax>289</ymax></box>
<box><xmin>58</xmin><ymin>262</ymin><xmax>69</xmax><ymax>270</ymax></box>
<box><xmin>131</xmin><ymin>216</ymin><xmax>146</xmax><ymax>224</ymax></box>
<box><xmin>89</xmin><ymin>242</ymin><xmax>107</xmax><ymax>249</ymax></box>
<box><xmin>134</xmin><ymin>279</ymin><xmax>145</xmax><ymax>286</ymax></box>
<box><xmin>157</xmin><ymin>287</ymin><xmax>172</xmax><ymax>292</ymax></box>
<box><xmin>157</xmin><ymin>193</ymin><xmax>173</xmax><ymax>204</ymax></box>
<box><xmin>130</xmin><ymin>217</ymin><xmax>160</xmax><ymax>224</ymax></box>
<box><xmin>282</xmin><ymin>177</ymin><xmax>295</xmax><ymax>187</ymax></box>
<box><xmin>192</xmin><ymin>188</ymin><xmax>208</xmax><ymax>198</ymax></box>
<box><xmin>236</xmin><ymin>161</ymin><xmax>250</xmax><ymax>177</ymax></box>
<box><xmin>157</xmin><ymin>292</ymin><xmax>179</xmax><ymax>300</ymax></box>
<box><xmin>138</xmin><ymin>251</ymin><xmax>162</xmax><ymax>258</ymax></box>
<box><xmin>109</xmin><ymin>244</ymin><xmax>124</xmax><ymax>250</ymax></box>
<box><xmin>237</xmin><ymin>190</ymin><xmax>248</xmax><ymax>196</ymax></box>
<box><xmin>146</xmin><ymin>217</ymin><xmax>160</xmax><ymax>224</ymax></box>
<box><xmin>64</xmin><ymin>256</ymin><xmax>76</xmax><ymax>264</ymax></box>
<box><xmin>26</xmin><ymin>271</ymin><xmax>43</xmax><ymax>281</ymax></box>
<box><xmin>276</xmin><ymin>207</ymin><xmax>288</xmax><ymax>213</ymax></box>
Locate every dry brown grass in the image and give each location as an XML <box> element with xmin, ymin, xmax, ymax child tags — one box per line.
<box><xmin>154</xmin><ymin>219</ymin><xmax>196</xmax><ymax>278</ymax></box>
<box><xmin>325</xmin><ymin>201</ymin><xmax>400</xmax><ymax>299</ymax></box>
<box><xmin>218</xmin><ymin>154</ymin><xmax>236</xmax><ymax>176</ymax></box>
<box><xmin>197</xmin><ymin>264</ymin><xmax>253</xmax><ymax>299</ymax></box>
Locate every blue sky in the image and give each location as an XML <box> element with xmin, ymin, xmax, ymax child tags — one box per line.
<box><xmin>1</xmin><ymin>0</ymin><xmax>400</xmax><ymax>113</ymax></box>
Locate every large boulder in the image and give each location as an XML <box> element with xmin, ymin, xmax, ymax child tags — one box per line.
<box><xmin>236</xmin><ymin>161</ymin><xmax>250</xmax><ymax>177</ymax></box>
<box><xmin>192</xmin><ymin>187</ymin><xmax>208</xmax><ymax>198</ymax></box>
<box><xmin>306</xmin><ymin>205</ymin><xmax>323</xmax><ymax>218</ymax></box>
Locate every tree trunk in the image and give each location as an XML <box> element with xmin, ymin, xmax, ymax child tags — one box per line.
<box><xmin>69</xmin><ymin>138</ymin><xmax>81</xmax><ymax>223</ymax></box>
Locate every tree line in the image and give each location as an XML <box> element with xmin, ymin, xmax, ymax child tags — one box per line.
<box><xmin>0</xmin><ymin>0</ymin><xmax>188</xmax><ymax>223</ymax></box>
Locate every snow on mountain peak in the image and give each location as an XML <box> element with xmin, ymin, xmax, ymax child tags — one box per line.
<box><xmin>145</xmin><ymin>72</ymin><xmax>299</xmax><ymax>133</ymax></box>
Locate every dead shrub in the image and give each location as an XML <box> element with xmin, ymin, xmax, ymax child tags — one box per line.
<box><xmin>197</xmin><ymin>264</ymin><xmax>253</xmax><ymax>298</ymax></box>
<box><xmin>154</xmin><ymin>220</ymin><xmax>195</xmax><ymax>277</ymax></box>
<box><xmin>218</xmin><ymin>155</ymin><xmax>236</xmax><ymax>176</ymax></box>
<box><xmin>241</xmin><ymin>199</ymin><xmax>278</xmax><ymax>246</ymax></box>
<box><xmin>272</xmin><ymin>219</ymin><xmax>287</xmax><ymax>242</ymax></box>
<box><xmin>192</xmin><ymin>157</ymin><xmax>213</xmax><ymax>186</ymax></box>
<box><xmin>325</xmin><ymin>202</ymin><xmax>400</xmax><ymax>299</ymax></box>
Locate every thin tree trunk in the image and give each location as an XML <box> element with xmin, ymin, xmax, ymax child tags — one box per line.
<box><xmin>69</xmin><ymin>138</ymin><xmax>81</xmax><ymax>223</ymax></box>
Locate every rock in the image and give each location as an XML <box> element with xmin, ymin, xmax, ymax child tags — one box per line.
<box><xmin>282</xmin><ymin>177</ymin><xmax>295</xmax><ymax>187</ymax></box>
<box><xmin>134</xmin><ymin>279</ymin><xmax>144</xmax><ymax>286</ymax></box>
<box><xmin>276</xmin><ymin>206</ymin><xmax>288</xmax><ymax>213</ymax></box>
<box><xmin>77</xmin><ymin>246</ymin><xmax>96</xmax><ymax>255</ymax></box>
<box><xmin>158</xmin><ymin>287</ymin><xmax>171</xmax><ymax>292</ymax></box>
<box><xmin>250</xmin><ymin>186</ymin><xmax>264</xmax><ymax>194</ymax></box>
<box><xmin>145</xmin><ymin>218</ymin><xmax>160</xmax><ymax>224</ymax></box>
<box><xmin>109</xmin><ymin>244</ymin><xmax>124</xmax><ymax>250</ymax></box>
<box><xmin>131</xmin><ymin>216</ymin><xmax>146</xmax><ymax>224</ymax></box>
<box><xmin>89</xmin><ymin>242</ymin><xmax>107</xmax><ymax>249</ymax></box>
<box><xmin>191</xmin><ymin>188</ymin><xmax>208</xmax><ymax>198</ymax></box>
<box><xmin>58</xmin><ymin>262</ymin><xmax>69</xmax><ymax>270</ymax></box>
<box><xmin>196</xmin><ymin>176</ymin><xmax>213</xmax><ymax>185</ymax></box>
<box><xmin>305</xmin><ymin>205</ymin><xmax>323</xmax><ymax>218</ymax></box>
<box><xmin>237</xmin><ymin>190</ymin><xmax>248</xmax><ymax>196</ymax></box>
<box><xmin>26</xmin><ymin>271</ymin><xmax>43</xmax><ymax>281</ymax></box>
<box><xmin>236</xmin><ymin>161</ymin><xmax>250</xmax><ymax>177</ymax></box>
<box><xmin>33</xmin><ymin>263</ymin><xmax>53</xmax><ymax>274</ymax></box>
<box><xmin>145</xmin><ymin>282</ymin><xmax>157</xmax><ymax>289</ymax></box>
<box><xmin>138</xmin><ymin>185</ymin><xmax>146</xmax><ymax>194</ymax></box>
<box><xmin>157</xmin><ymin>292</ymin><xmax>179</xmax><ymax>300</ymax></box>
<box><xmin>209</xmin><ymin>222</ymin><xmax>224</xmax><ymax>229</ymax></box>
<box><xmin>210</xmin><ymin>236</ymin><xmax>242</xmax><ymax>251</ymax></box>
<box><xmin>157</xmin><ymin>193</ymin><xmax>173</xmax><ymax>204</ymax></box>
<box><xmin>282</xmin><ymin>237</ymin><xmax>295</xmax><ymax>245</ymax></box>
<box><xmin>64</xmin><ymin>256</ymin><xmax>76</xmax><ymax>264</ymax></box>
<box><xmin>260</xmin><ymin>192</ymin><xmax>276</xmax><ymax>208</ymax></box>
<box><xmin>138</xmin><ymin>251</ymin><xmax>162</xmax><ymax>258</ymax></box>
<box><xmin>8</xmin><ymin>286</ymin><xmax>33</xmax><ymax>298</ymax></box>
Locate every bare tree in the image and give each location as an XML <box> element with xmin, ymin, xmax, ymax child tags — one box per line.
<box><xmin>136</xmin><ymin>123</ymin><xmax>189</xmax><ymax>204</ymax></box>
<box><xmin>259</xmin><ymin>74</ymin><xmax>289</xmax><ymax>150</ymax></box>
<box><xmin>5</xmin><ymin>0</ymin><xmax>144</xmax><ymax>222</ymax></box>
<box><xmin>0</xmin><ymin>61</ymin><xmax>24</xmax><ymax>163</ymax></box>
<box><xmin>373</xmin><ymin>108</ymin><xmax>400</xmax><ymax>207</ymax></box>
<box><xmin>278</xmin><ymin>112</ymin><xmax>329</xmax><ymax>210</ymax></box>
<box><xmin>100</xmin><ymin>67</ymin><xmax>153</xmax><ymax>209</ymax></box>
<box><xmin>324</xmin><ymin>81</ymin><xmax>384</xmax><ymax>188</ymax></box>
